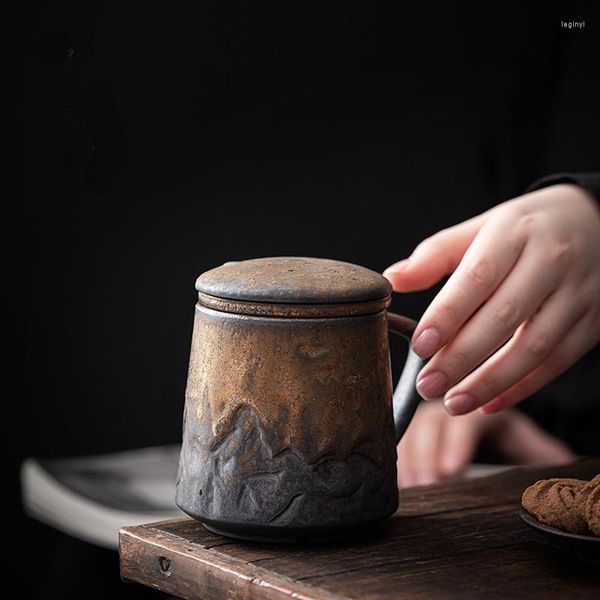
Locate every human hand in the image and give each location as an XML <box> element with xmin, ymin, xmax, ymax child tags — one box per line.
<box><xmin>396</xmin><ymin>401</ymin><xmax>575</xmax><ymax>487</ymax></box>
<box><xmin>384</xmin><ymin>184</ymin><xmax>600</xmax><ymax>415</ymax></box>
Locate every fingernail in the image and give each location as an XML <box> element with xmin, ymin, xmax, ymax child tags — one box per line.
<box><xmin>479</xmin><ymin>397</ymin><xmax>503</xmax><ymax>414</ymax></box>
<box><xmin>383</xmin><ymin>259</ymin><xmax>410</xmax><ymax>279</ymax></box>
<box><xmin>416</xmin><ymin>370</ymin><xmax>448</xmax><ymax>399</ymax></box>
<box><xmin>444</xmin><ymin>393</ymin><xmax>477</xmax><ymax>416</ymax></box>
<box><xmin>412</xmin><ymin>327</ymin><xmax>441</xmax><ymax>358</ymax></box>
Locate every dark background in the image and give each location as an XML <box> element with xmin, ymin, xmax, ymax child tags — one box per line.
<box><xmin>4</xmin><ymin>2</ymin><xmax>599</xmax><ymax>597</ymax></box>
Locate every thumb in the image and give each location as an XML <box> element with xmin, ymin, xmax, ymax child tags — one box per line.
<box><xmin>438</xmin><ymin>414</ymin><xmax>483</xmax><ymax>476</ymax></box>
<box><xmin>383</xmin><ymin>215</ymin><xmax>484</xmax><ymax>292</ymax></box>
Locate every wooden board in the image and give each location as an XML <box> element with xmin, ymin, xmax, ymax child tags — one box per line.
<box><xmin>120</xmin><ymin>459</ymin><xmax>600</xmax><ymax>599</ymax></box>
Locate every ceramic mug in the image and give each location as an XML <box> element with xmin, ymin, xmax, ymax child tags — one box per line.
<box><xmin>176</xmin><ymin>257</ymin><xmax>425</xmax><ymax>542</ymax></box>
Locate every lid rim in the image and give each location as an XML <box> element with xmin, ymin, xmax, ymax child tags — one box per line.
<box><xmin>197</xmin><ymin>291</ymin><xmax>391</xmax><ymax>318</ymax></box>
<box><xmin>195</xmin><ymin>289</ymin><xmax>392</xmax><ymax>304</ymax></box>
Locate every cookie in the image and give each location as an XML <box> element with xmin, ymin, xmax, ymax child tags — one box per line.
<box><xmin>522</xmin><ymin>478</ymin><xmax>589</xmax><ymax>535</ymax></box>
<box><xmin>584</xmin><ymin>482</ymin><xmax>600</xmax><ymax>536</ymax></box>
<box><xmin>576</xmin><ymin>474</ymin><xmax>600</xmax><ymax>507</ymax></box>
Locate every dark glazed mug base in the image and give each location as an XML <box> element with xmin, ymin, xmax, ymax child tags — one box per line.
<box><xmin>201</xmin><ymin>517</ymin><xmax>388</xmax><ymax>544</ymax></box>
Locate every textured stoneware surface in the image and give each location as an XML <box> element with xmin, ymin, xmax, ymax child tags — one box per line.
<box><xmin>176</xmin><ymin>306</ymin><xmax>398</xmax><ymax>538</ymax></box>
<box><xmin>195</xmin><ymin>256</ymin><xmax>392</xmax><ymax>304</ymax></box>
<box><xmin>176</xmin><ymin>258</ymin><xmax>402</xmax><ymax>540</ymax></box>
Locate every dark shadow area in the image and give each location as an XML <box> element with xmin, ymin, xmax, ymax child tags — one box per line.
<box><xmin>4</xmin><ymin>2</ymin><xmax>599</xmax><ymax>597</ymax></box>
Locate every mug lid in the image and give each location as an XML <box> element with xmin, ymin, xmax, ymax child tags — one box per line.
<box><xmin>196</xmin><ymin>257</ymin><xmax>391</xmax><ymax>305</ymax></box>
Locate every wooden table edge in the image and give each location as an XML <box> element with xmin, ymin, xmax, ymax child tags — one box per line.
<box><xmin>119</xmin><ymin>524</ymin><xmax>349</xmax><ymax>600</ymax></box>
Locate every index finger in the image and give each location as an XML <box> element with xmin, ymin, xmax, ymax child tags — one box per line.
<box><xmin>412</xmin><ymin>211</ymin><xmax>527</xmax><ymax>358</ymax></box>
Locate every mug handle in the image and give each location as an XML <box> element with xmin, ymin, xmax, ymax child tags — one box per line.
<box><xmin>387</xmin><ymin>312</ymin><xmax>427</xmax><ymax>444</ymax></box>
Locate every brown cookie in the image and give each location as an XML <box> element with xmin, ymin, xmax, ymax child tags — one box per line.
<box><xmin>522</xmin><ymin>478</ymin><xmax>589</xmax><ymax>535</ymax></box>
<box><xmin>547</xmin><ymin>480</ymin><xmax>590</xmax><ymax>535</ymax></box>
<box><xmin>576</xmin><ymin>474</ymin><xmax>600</xmax><ymax>508</ymax></box>
<box><xmin>522</xmin><ymin>478</ymin><xmax>562</xmax><ymax>520</ymax></box>
<box><xmin>584</xmin><ymin>483</ymin><xmax>600</xmax><ymax>536</ymax></box>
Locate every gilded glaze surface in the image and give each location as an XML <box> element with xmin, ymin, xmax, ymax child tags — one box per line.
<box><xmin>176</xmin><ymin>306</ymin><xmax>398</xmax><ymax>530</ymax></box>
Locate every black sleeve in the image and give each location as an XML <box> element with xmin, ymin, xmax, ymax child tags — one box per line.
<box><xmin>525</xmin><ymin>172</ymin><xmax>600</xmax><ymax>203</ymax></box>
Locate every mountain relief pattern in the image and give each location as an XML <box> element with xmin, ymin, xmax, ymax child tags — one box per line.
<box><xmin>177</xmin><ymin>404</ymin><xmax>398</xmax><ymax>528</ymax></box>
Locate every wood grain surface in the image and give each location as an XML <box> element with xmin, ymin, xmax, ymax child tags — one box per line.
<box><xmin>119</xmin><ymin>458</ymin><xmax>600</xmax><ymax>599</ymax></box>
